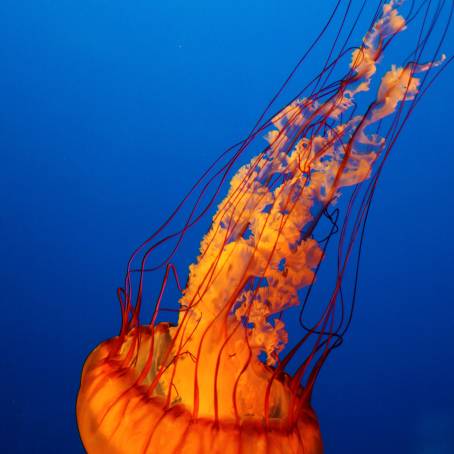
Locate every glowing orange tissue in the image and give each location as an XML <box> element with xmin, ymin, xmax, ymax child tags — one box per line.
<box><xmin>76</xmin><ymin>2</ymin><xmax>447</xmax><ymax>452</ymax></box>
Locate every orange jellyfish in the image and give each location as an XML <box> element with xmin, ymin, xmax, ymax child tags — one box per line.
<box><xmin>77</xmin><ymin>1</ymin><xmax>450</xmax><ymax>452</ymax></box>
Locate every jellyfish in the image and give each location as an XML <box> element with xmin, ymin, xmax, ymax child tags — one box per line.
<box><xmin>76</xmin><ymin>1</ymin><xmax>450</xmax><ymax>453</ymax></box>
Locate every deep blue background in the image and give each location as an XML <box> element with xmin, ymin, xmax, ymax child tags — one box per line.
<box><xmin>1</xmin><ymin>1</ymin><xmax>453</xmax><ymax>453</ymax></box>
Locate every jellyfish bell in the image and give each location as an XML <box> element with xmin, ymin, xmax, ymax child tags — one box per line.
<box><xmin>77</xmin><ymin>325</ymin><xmax>323</xmax><ymax>453</ymax></box>
<box><xmin>77</xmin><ymin>1</ymin><xmax>450</xmax><ymax>452</ymax></box>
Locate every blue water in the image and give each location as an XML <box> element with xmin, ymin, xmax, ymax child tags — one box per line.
<box><xmin>1</xmin><ymin>1</ymin><xmax>453</xmax><ymax>453</ymax></box>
